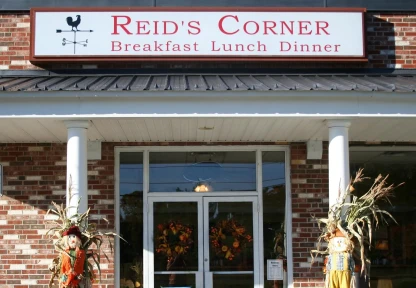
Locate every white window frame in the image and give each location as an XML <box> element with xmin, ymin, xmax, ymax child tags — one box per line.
<box><xmin>115</xmin><ymin>145</ymin><xmax>293</xmax><ymax>288</ymax></box>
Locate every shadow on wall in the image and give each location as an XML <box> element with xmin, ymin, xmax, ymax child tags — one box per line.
<box><xmin>366</xmin><ymin>13</ymin><xmax>398</xmax><ymax>70</ymax></box>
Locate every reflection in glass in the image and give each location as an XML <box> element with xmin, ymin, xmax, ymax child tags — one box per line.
<box><xmin>208</xmin><ymin>202</ymin><xmax>254</xmax><ymax>272</ymax></box>
<box><xmin>154</xmin><ymin>202</ymin><xmax>198</xmax><ymax>272</ymax></box>
<box><xmin>350</xmin><ymin>151</ymin><xmax>416</xmax><ymax>287</ymax></box>
<box><xmin>155</xmin><ymin>273</ymin><xmax>195</xmax><ymax>288</ymax></box>
<box><xmin>149</xmin><ymin>152</ymin><xmax>256</xmax><ymax>192</ymax></box>
<box><xmin>119</xmin><ymin>152</ymin><xmax>144</xmax><ymax>288</ymax></box>
<box><xmin>262</xmin><ymin>151</ymin><xmax>287</xmax><ymax>288</ymax></box>
<box><xmin>213</xmin><ymin>274</ymin><xmax>254</xmax><ymax>288</ymax></box>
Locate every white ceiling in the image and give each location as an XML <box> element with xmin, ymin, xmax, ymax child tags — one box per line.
<box><xmin>0</xmin><ymin>117</ymin><xmax>415</xmax><ymax>143</ymax></box>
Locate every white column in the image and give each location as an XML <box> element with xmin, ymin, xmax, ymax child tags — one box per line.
<box><xmin>65</xmin><ymin>120</ymin><xmax>89</xmax><ymax>217</ymax></box>
<box><xmin>327</xmin><ymin>120</ymin><xmax>351</xmax><ymax>208</ymax></box>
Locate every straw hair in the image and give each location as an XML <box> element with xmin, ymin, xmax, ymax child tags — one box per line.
<box><xmin>310</xmin><ymin>168</ymin><xmax>402</xmax><ymax>279</ymax></box>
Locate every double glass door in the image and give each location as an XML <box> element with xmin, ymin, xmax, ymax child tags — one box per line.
<box><xmin>149</xmin><ymin>196</ymin><xmax>259</xmax><ymax>288</ymax></box>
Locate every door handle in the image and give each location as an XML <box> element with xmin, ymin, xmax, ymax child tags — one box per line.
<box><xmin>204</xmin><ymin>258</ymin><xmax>208</xmax><ymax>262</ymax></box>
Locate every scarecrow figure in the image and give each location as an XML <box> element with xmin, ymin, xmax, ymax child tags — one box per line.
<box><xmin>325</xmin><ymin>229</ymin><xmax>355</xmax><ymax>288</ymax></box>
<box><xmin>310</xmin><ymin>169</ymin><xmax>402</xmax><ymax>288</ymax></box>
<box><xmin>59</xmin><ymin>226</ymin><xmax>86</xmax><ymax>288</ymax></box>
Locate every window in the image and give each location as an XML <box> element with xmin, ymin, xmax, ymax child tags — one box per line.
<box><xmin>119</xmin><ymin>152</ymin><xmax>144</xmax><ymax>288</ymax></box>
<box><xmin>350</xmin><ymin>148</ymin><xmax>416</xmax><ymax>288</ymax></box>
<box><xmin>117</xmin><ymin>147</ymin><xmax>291</xmax><ymax>288</ymax></box>
<box><xmin>149</xmin><ymin>151</ymin><xmax>256</xmax><ymax>192</ymax></box>
<box><xmin>262</xmin><ymin>151</ymin><xmax>287</xmax><ymax>287</ymax></box>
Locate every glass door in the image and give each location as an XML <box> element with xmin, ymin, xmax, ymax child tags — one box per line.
<box><xmin>149</xmin><ymin>198</ymin><xmax>203</xmax><ymax>288</ymax></box>
<box><xmin>149</xmin><ymin>196</ymin><xmax>259</xmax><ymax>288</ymax></box>
<box><xmin>204</xmin><ymin>197</ymin><xmax>259</xmax><ymax>288</ymax></box>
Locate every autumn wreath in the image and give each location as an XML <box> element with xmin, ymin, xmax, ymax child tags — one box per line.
<box><xmin>209</xmin><ymin>219</ymin><xmax>253</xmax><ymax>261</ymax></box>
<box><xmin>155</xmin><ymin>221</ymin><xmax>194</xmax><ymax>271</ymax></box>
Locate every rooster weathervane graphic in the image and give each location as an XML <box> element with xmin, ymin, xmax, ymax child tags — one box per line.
<box><xmin>56</xmin><ymin>14</ymin><xmax>93</xmax><ymax>54</ymax></box>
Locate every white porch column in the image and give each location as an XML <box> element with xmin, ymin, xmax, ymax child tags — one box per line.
<box><xmin>65</xmin><ymin>120</ymin><xmax>89</xmax><ymax>217</ymax></box>
<box><xmin>327</xmin><ymin>120</ymin><xmax>351</xmax><ymax>208</ymax></box>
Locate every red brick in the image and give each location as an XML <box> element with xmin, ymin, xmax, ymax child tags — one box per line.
<box><xmin>0</xmin><ymin>12</ymin><xmax>415</xmax><ymax>70</ymax></box>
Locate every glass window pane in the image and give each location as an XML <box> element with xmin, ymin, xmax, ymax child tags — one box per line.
<box><xmin>350</xmin><ymin>150</ymin><xmax>416</xmax><ymax>287</ymax></box>
<box><xmin>155</xmin><ymin>273</ymin><xmax>195</xmax><ymax>288</ymax></box>
<box><xmin>262</xmin><ymin>151</ymin><xmax>287</xmax><ymax>288</ymax></box>
<box><xmin>213</xmin><ymin>274</ymin><xmax>254</xmax><ymax>288</ymax></box>
<box><xmin>119</xmin><ymin>152</ymin><xmax>144</xmax><ymax>288</ymax></box>
<box><xmin>208</xmin><ymin>202</ymin><xmax>254</xmax><ymax>272</ymax></box>
<box><xmin>153</xmin><ymin>202</ymin><xmax>199</xmax><ymax>272</ymax></box>
<box><xmin>120</xmin><ymin>152</ymin><xmax>144</xmax><ymax>195</ymax></box>
<box><xmin>149</xmin><ymin>152</ymin><xmax>256</xmax><ymax>192</ymax></box>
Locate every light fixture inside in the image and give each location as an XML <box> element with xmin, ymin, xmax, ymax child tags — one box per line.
<box><xmin>194</xmin><ymin>183</ymin><xmax>210</xmax><ymax>192</ymax></box>
<box><xmin>375</xmin><ymin>240</ymin><xmax>389</xmax><ymax>251</ymax></box>
<box><xmin>198</xmin><ymin>126</ymin><xmax>214</xmax><ymax>131</ymax></box>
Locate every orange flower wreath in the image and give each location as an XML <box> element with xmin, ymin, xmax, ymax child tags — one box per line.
<box><xmin>155</xmin><ymin>221</ymin><xmax>194</xmax><ymax>271</ymax></box>
<box><xmin>209</xmin><ymin>219</ymin><xmax>253</xmax><ymax>261</ymax></box>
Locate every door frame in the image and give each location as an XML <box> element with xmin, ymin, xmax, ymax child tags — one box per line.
<box><xmin>148</xmin><ymin>196</ymin><xmax>260</xmax><ymax>288</ymax></box>
<box><xmin>203</xmin><ymin>196</ymin><xmax>260</xmax><ymax>288</ymax></box>
<box><xmin>115</xmin><ymin>145</ymin><xmax>293</xmax><ymax>288</ymax></box>
<box><xmin>148</xmin><ymin>196</ymin><xmax>204</xmax><ymax>288</ymax></box>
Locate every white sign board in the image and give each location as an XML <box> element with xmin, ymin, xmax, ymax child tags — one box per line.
<box><xmin>267</xmin><ymin>259</ymin><xmax>284</xmax><ymax>280</ymax></box>
<box><xmin>31</xmin><ymin>8</ymin><xmax>365</xmax><ymax>61</ymax></box>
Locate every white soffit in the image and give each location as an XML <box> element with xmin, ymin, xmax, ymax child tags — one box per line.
<box><xmin>0</xmin><ymin>117</ymin><xmax>415</xmax><ymax>143</ymax></box>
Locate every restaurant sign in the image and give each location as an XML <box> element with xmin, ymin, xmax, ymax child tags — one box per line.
<box><xmin>30</xmin><ymin>8</ymin><xmax>366</xmax><ymax>62</ymax></box>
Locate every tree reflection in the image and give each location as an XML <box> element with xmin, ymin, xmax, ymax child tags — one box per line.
<box><xmin>120</xmin><ymin>191</ymin><xmax>143</xmax><ymax>288</ymax></box>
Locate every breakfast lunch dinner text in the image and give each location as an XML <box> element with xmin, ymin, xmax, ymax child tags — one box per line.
<box><xmin>111</xmin><ymin>15</ymin><xmax>340</xmax><ymax>53</ymax></box>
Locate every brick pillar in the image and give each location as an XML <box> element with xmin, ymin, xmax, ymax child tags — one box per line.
<box><xmin>291</xmin><ymin>143</ymin><xmax>328</xmax><ymax>288</ymax></box>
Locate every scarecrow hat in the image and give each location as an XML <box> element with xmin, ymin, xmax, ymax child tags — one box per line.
<box><xmin>62</xmin><ymin>226</ymin><xmax>82</xmax><ymax>240</ymax></box>
<box><xmin>333</xmin><ymin>229</ymin><xmax>346</xmax><ymax>238</ymax></box>
<box><xmin>326</xmin><ymin>228</ymin><xmax>350</xmax><ymax>241</ymax></box>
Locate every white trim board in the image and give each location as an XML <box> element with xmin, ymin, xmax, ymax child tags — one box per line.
<box><xmin>1</xmin><ymin>90</ymin><xmax>416</xmax><ymax>117</ymax></box>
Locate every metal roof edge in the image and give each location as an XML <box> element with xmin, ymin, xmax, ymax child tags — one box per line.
<box><xmin>0</xmin><ymin>89</ymin><xmax>414</xmax><ymax>100</ymax></box>
<box><xmin>1</xmin><ymin>114</ymin><xmax>416</xmax><ymax>119</ymax></box>
<box><xmin>2</xmin><ymin>69</ymin><xmax>416</xmax><ymax>77</ymax></box>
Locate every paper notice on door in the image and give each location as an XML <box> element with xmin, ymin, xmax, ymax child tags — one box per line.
<box><xmin>267</xmin><ymin>259</ymin><xmax>284</xmax><ymax>280</ymax></box>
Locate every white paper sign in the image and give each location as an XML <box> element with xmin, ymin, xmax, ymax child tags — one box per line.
<box><xmin>267</xmin><ymin>259</ymin><xmax>284</xmax><ymax>280</ymax></box>
<box><xmin>31</xmin><ymin>9</ymin><xmax>365</xmax><ymax>59</ymax></box>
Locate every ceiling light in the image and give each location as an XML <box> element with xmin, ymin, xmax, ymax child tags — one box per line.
<box><xmin>198</xmin><ymin>126</ymin><xmax>214</xmax><ymax>131</ymax></box>
<box><xmin>382</xmin><ymin>152</ymin><xmax>406</xmax><ymax>157</ymax></box>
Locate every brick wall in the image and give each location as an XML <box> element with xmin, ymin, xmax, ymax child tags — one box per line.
<box><xmin>0</xmin><ymin>143</ymin><xmax>115</xmax><ymax>288</ymax></box>
<box><xmin>0</xmin><ymin>12</ymin><xmax>415</xmax><ymax>70</ymax></box>
<box><xmin>291</xmin><ymin>143</ymin><xmax>329</xmax><ymax>288</ymax></box>
<box><xmin>367</xmin><ymin>13</ymin><xmax>416</xmax><ymax>69</ymax></box>
<box><xmin>0</xmin><ymin>13</ymin><xmax>36</xmax><ymax>70</ymax></box>
<box><xmin>0</xmin><ymin>141</ymin><xmax>330</xmax><ymax>288</ymax></box>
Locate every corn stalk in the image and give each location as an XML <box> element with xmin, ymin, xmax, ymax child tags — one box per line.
<box><xmin>45</xmin><ymin>183</ymin><xmax>126</xmax><ymax>287</ymax></box>
<box><xmin>311</xmin><ymin>168</ymin><xmax>402</xmax><ymax>279</ymax></box>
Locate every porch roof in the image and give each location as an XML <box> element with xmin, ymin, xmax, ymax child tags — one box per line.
<box><xmin>0</xmin><ymin>73</ymin><xmax>416</xmax><ymax>143</ymax></box>
<box><xmin>0</xmin><ymin>74</ymin><xmax>415</xmax><ymax>93</ymax></box>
